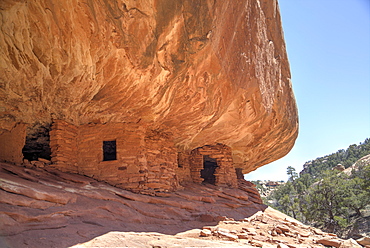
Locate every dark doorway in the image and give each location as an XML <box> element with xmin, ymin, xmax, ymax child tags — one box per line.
<box><xmin>235</xmin><ymin>168</ymin><xmax>244</xmax><ymax>179</ymax></box>
<box><xmin>201</xmin><ymin>155</ymin><xmax>218</xmax><ymax>185</ymax></box>
<box><xmin>22</xmin><ymin>123</ymin><xmax>51</xmax><ymax>161</ymax></box>
<box><xmin>103</xmin><ymin>140</ymin><xmax>117</xmax><ymax>161</ymax></box>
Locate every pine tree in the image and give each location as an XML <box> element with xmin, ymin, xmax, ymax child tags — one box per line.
<box><xmin>287</xmin><ymin>166</ymin><xmax>298</xmax><ymax>182</ymax></box>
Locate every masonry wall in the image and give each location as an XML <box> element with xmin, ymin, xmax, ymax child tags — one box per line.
<box><xmin>142</xmin><ymin>130</ymin><xmax>179</xmax><ymax>192</ymax></box>
<box><xmin>50</xmin><ymin>120</ymin><xmax>180</xmax><ymax>192</ymax></box>
<box><xmin>0</xmin><ymin>123</ymin><xmax>26</xmax><ymax>164</ymax></box>
<box><xmin>77</xmin><ymin>122</ymin><xmax>141</xmax><ymax>187</ymax></box>
<box><xmin>189</xmin><ymin>144</ymin><xmax>238</xmax><ymax>188</ymax></box>
<box><xmin>176</xmin><ymin>151</ymin><xmax>193</xmax><ymax>184</ymax></box>
<box><xmin>49</xmin><ymin>120</ymin><xmax>238</xmax><ymax>192</ymax></box>
<box><xmin>50</xmin><ymin>120</ymin><xmax>78</xmax><ymax>173</ymax></box>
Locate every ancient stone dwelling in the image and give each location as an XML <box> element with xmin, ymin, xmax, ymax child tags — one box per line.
<box><xmin>0</xmin><ymin>0</ymin><xmax>299</xmax><ymax>194</ymax></box>
<box><xmin>51</xmin><ymin>120</ymin><xmax>239</xmax><ymax>192</ymax></box>
<box><xmin>0</xmin><ymin>120</ymin><xmax>238</xmax><ymax>192</ymax></box>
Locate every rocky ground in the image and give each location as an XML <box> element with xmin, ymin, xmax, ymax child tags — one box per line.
<box><xmin>72</xmin><ymin>208</ymin><xmax>369</xmax><ymax>248</ymax></box>
<box><xmin>0</xmin><ymin>162</ymin><xmax>369</xmax><ymax>248</ymax></box>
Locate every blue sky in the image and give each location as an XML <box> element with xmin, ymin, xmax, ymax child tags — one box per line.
<box><xmin>245</xmin><ymin>0</ymin><xmax>370</xmax><ymax>181</ymax></box>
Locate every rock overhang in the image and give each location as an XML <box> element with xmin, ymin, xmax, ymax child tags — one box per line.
<box><xmin>0</xmin><ymin>0</ymin><xmax>298</xmax><ymax>174</ymax></box>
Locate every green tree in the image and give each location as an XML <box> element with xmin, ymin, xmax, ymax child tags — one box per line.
<box><xmin>267</xmin><ymin>182</ymin><xmax>300</xmax><ymax>219</ymax></box>
<box><xmin>263</xmin><ymin>140</ymin><xmax>370</xmax><ymax>237</ymax></box>
<box><xmin>287</xmin><ymin>166</ymin><xmax>298</xmax><ymax>182</ymax></box>
<box><xmin>342</xmin><ymin>164</ymin><xmax>370</xmax><ymax>217</ymax></box>
<box><xmin>303</xmin><ymin>166</ymin><xmax>370</xmax><ymax>233</ymax></box>
<box><xmin>303</xmin><ymin>170</ymin><xmax>347</xmax><ymax>232</ymax></box>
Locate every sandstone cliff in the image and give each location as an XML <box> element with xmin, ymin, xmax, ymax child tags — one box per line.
<box><xmin>0</xmin><ymin>0</ymin><xmax>298</xmax><ymax>173</ymax></box>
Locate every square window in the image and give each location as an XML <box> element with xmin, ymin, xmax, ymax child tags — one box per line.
<box><xmin>103</xmin><ymin>140</ymin><xmax>117</xmax><ymax>161</ymax></box>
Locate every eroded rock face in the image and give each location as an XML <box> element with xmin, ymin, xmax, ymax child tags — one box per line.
<box><xmin>0</xmin><ymin>0</ymin><xmax>298</xmax><ymax>173</ymax></box>
<box><xmin>0</xmin><ymin>162</ymin><xmax>364</xmax><ymax>248</ymax></box>
<box><xmin>0</xmin><ymin>161</ymin><xmax>264</xmax><ymax>247</ymax></box>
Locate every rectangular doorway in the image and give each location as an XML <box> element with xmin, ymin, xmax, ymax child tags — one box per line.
<box><xmin>201</xmin><ymin>155</ymin><xmax>218</xmax><ymax>185</ymax></box>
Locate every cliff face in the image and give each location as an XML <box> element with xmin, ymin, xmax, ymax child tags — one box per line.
<box><xmin>0</xmin><ymin>0</ymin><xmax>298</xmax><ymax>173</ymax></box>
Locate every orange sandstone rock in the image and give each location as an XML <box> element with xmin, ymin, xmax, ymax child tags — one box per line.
<box><xmin>0</xmin><ymin>0</ymin><xmax>298</xmax><ymax>176</ymax></box>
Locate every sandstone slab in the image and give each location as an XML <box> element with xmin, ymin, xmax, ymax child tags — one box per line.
<box><xmin>317</xmin><ymin>238</ymin><xmax>342</xmax><ymax>248</ymax></box>
<box><xmin>357</xmin><ymin>237</ymin><xmax>370</xmax><ymax>246</ymax></box>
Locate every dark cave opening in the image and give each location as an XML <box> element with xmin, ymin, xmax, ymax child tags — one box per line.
<box><xmin>22</xmin><ymin>123</ymin><xmax>51</xmax><ymax>161</ymax></box>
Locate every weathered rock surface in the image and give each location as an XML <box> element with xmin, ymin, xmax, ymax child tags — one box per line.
<box><xmin>0</xmin><ymin>162</ymin><xmax>365</xmax><ymax>248</ymax></box>
<box><xmin>0</xmin><ymin>0</ymin><xmax>298</xmax><ymax>173</ymax></box>
<box><xmin>71</xmin><ymin>203</ymin><xmax>367</xmax><ymax>248</ymax></box>
<box><xmin>356</xmin><ymin>237</ymin><xmax>370</xmax><ymax>247</ymax></box>
<box><xmin>0</xmin><ymin>161</ymin><xmax>264</xmax><ymax>247</ymax></box>
<box><xmin>191</xmin><ymin>209</ymin><xmax>365</xmax><ymax>248</ymax></box>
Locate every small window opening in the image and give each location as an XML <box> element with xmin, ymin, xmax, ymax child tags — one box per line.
<box><xmin>177</xmin><ymin>152</ymin><xmax>183</xmax><ymax>168</ymax></box>
<box><xmin>235</xmin><ymin>168</ymin><xmax>244</xmax><ymax>179</ymax></box>
<box><xmin>201</xmin><ymin>155</ymin><xmax>218</xmax><ymax>185</ymax></box>
<box><xmin>103</xmin><ymin>140</ymin><xmax>117</xmax><ymax>161</ymax></box>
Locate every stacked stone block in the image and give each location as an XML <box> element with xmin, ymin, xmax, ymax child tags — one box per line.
<box><xmin>0</xmin><ymin>123</ymin><xmax>27</xmax><ymax>164</ymax></box>
<box><xmin>190</xmin><ymin>144</ymin><xmax>238</xmax><ymax>188</ymax></box>
<box><xmin>49</xmin><ymin>120</ymin><xmax>238</xmax><ymax>193</ymax></box>
<box><xmin>49</xmin><ymin>120</ymin><xmax>180</xmax><ymax>192</ymax></box>
<box><xmin>176</xmin><ymin>151</ymin><xmax>193</xmax><ymax>184</ymax></box>
<box><xmin>143</xmin><ymin>130</ymin><xmax>179</xmax><ymax>192</ymax></box>
<box><xmin>50</xmin><ymin>120</ymin><xmax>78</xmax><ymax>173</ymax></box>
<box><xmin>189</xmin><ymin>149</ymin><xmax>204</xmax><ymax>184</ymax></box>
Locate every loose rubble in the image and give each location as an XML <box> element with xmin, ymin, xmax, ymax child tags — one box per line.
<box><xmin>197</xmin><ymin>210</ymin><xmax>367</xmax><ymax>247</ymax></box>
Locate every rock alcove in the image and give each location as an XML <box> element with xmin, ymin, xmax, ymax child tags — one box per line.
<box><xmin>0</xmin><ymin>0</ymin><xmax>298</xmax><ymax>193</ymax></box>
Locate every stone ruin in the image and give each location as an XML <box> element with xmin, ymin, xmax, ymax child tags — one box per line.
<box><xmin>0</xmin><ymin>120</ymin><xmax>241</xmax><ymax>193</ymax></box>
<box><xmin>0</xmin><ymin>0</ymin><xmax>299</xmax><ymax>194</ymax></box>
